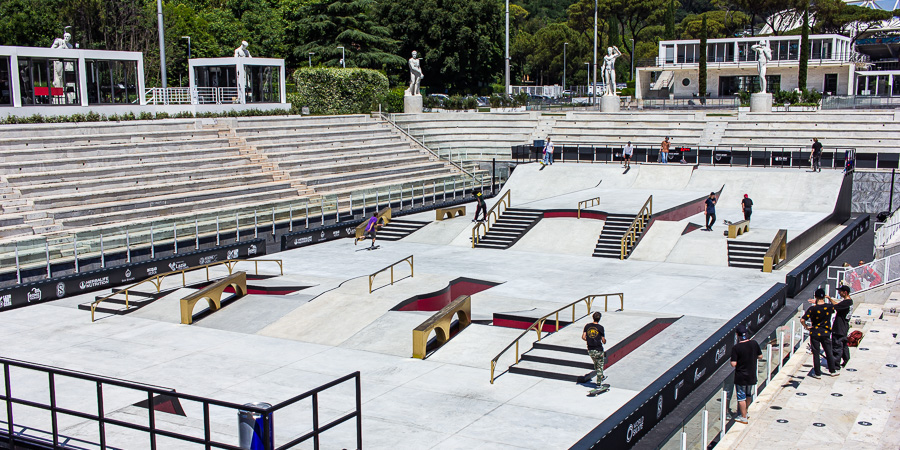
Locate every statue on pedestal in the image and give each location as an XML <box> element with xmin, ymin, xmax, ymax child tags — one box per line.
<box><xmin>751</xmin><ymin>40</ymin><xmax>772</xmax><ymax>93</ymax></box>
<box><xmin>406</xmin><ymin>50</ymin><xmax>423</xmax><ymax>96</ymax></box>
<box><xmin>602</xmin><ymin>46</ymin><xmax>622</xmax><ymax>96</ymax></box>
<box><xmin>50</xmin><ymin>32</ymin><xmax>74</xmax><ymax>50</ymax></box>
<box><xmin>49</xmin><ymin>29</ymin><xmax>77</xmax><ymax>104</ymax></box>
<box><xmin>234</xmin><ymin>41</ymin><xmax>252</xmax><ymax>58</ymax></box>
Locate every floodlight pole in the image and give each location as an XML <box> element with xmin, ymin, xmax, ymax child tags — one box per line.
<box><xmin>157</xmin><ymin>0</ymin><xmax>166</xmax><ymax>87</ymax></box>
<box><xmin>505</xmin><ymin>0</ymin><xmax>510</xmax><ymax>95</ymax></box>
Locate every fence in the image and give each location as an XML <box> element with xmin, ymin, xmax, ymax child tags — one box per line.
<box><xmin>827</xmin><ymin>253</ymin><xmax>900</xmax><ymax>295</ymax></box>
<box><xmin>634</xmin><ymin>51</ymin><xmax>865</xmax><ymax>69</ymax></box>
<box><xmin>0</xmin><ymin>356</ymin><xmax>362</xmax><ymax>450</ymax></box>
<box><xmin>511</xmin><ymin>143</ymin><xmax>857</xmax><ymax>170</ymax></box>
<box><xmin>144</xmin><ymin>87</ymin><xmax>241</xmax><ymax>105</ymax></box>
<box><xmin>0</xmin><ymin>171</ymin><xmax>509</xmax><ymax>288</ymax></box>
<box><xmin>822</xmin><ymin>95</ymin><xmax>900</xmax><ymax>110</ymax></box>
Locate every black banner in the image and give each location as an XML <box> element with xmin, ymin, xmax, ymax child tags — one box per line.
<box><xmin>0</xmin><ymin>239</ymin><xmax>266</xmax><ymax>311</ymax></box>
<box><xmin>572</xmin><ymin>283</ymin><xmax>787</xmax><ymax>450</ymax></box>
<box><xmin>785</xmin><ymin>214</ymin><xmax>869</xmax><ymax>298</ymax></box>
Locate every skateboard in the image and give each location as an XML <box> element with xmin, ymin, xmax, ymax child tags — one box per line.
<box><xmin>365</xmin><ymin>245</ymin><xmax>381</xmax><ymax>251</ymax></box>
<box><xmin>587</xmin><ymin>384</ymin><xmax>610</xmax><ymax>396</ymax></box>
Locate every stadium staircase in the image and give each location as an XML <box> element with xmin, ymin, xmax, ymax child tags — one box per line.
<box><xmin>593</xmin><ymin>214</ymin><xmax>640</xmax><ymax>259</ymax></box>
<box><xmin>726</xmin><ymin>240</ymin><xmax>769</xmax><ymax>270</ymax></box>
<box><xmin>473</xmin><ymin>208</ymin><xmax>542</xmax><ymax>249</ymax></box>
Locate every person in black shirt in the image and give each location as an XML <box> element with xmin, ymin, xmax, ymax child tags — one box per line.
<box><xmin>582</xmin><ymin>312</ymin><xmax>607</xmax><ymax>386</ymax></box>
<box><xmin>811</xmin><ymin>138</ymin><xmax>823</xmax><ymax>172</ymax></box>
<box><xmin>730</xmin><ymin>324</ymin><xmax>762</xmax><ymax>424</ymax></box>
<box><xmin>829</xmin><ymin>285</ymin><xmax>854</xmax><ymax>368</ymax></box>
<box><xmin>802</xmin><ymin>288</ymin><xmax>837</xmax><ymax>378</ymax></box>
<box><xmin>705</xmin><ymin>192</ymin><xmax>717</xmax><ymax>231</ymax></box>
<box><xmin>472</xmin><ymin>189</ymin><xmax>487</xmax><ymax>222</ymax></box>
<box><xmin>741</xmin><ymin>194</ymin><xmax>753</xmax><ymax>221</ymax></box>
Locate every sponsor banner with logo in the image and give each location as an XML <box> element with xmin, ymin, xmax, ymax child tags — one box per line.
<box><xmin>0</xmin><ymin>239</ymin><xmax>265</xmax><ymax>310</ymax></box>
<box><xmin>281</xmin><ymin>220</ymin><xmax>361</xmax><ymax>251</ymax></box>
<box><xmin>573</xmin><ymin>283</ymin><xmax>786</xmax><ymax>449</ymax></box>
<box><xmin>785</xmin><ymin>215</ymin><xmax>869</xmax><ymax>298</ymax></box>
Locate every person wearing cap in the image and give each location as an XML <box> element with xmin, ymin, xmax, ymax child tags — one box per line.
<box><xmin>741</xmin><ymin>194</ymin><xmax>753</xmax><ymax>221</ymax></box>
<box><xmin>802</xmin><ymin>288</ymin><xmax>837</xmax><ymax>378</ymax></box>
<box><xmin>730</xmin><ymin>324</ymin><xmax>762</xmax><ymax>424</ymax></box>
<box><xmin>659</xmin><ymin>137</ymin><xmax>670</xmax><ymax>164</ymax></box>
<box><xmin>828</xmin><ymin>286</ymin><xmax>854</xmax><ymax>368</ymax></box>
<box><xmin>705</xmin><ymin>192</ymin><xmax>717</xmax><ymax>231</ymax></box>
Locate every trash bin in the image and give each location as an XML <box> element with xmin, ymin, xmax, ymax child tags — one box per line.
<box><xmin>238</xmin><ymin>402</ymin><xmax>273</xmax><ymax>450</ymax></box>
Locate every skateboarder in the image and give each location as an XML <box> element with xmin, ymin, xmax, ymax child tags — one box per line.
<box><xmin>540</xmin><ymin>138</ymin><xmax>554</xmax><ymax>170</ymax></box>
<box><xmin>705</xmin><ymin>192</ymin><xmax>717</xmax><ymax>231</ymax></box>
<box><xmin>622</xmin><ymin>141</ymin><xmax>634</xmax><ymax>168</ymax></box>
<box><xmin>741</xmin><ymin>194</ymin><xmax>753</xmax><ymax>221</ymax></box>
<box><xmin>472</xmin><ymin>189</ymin><xmax>487</xmax><ymax>222</ymax></box>
<box><xmin>582</xmin><ymin>312</ymin><xmax>608</xmax><ymax>393</ymax></box>
<box><xmin>360</xmin><ymin>212</ymin><xmax>383</xmax><ymax>248</ymax></box>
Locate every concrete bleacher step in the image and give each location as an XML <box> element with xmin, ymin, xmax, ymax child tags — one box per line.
<box><xmin>0</xmin><ymin>147</ymin><xmax>247</xmax><ymax>175</ymax></box>
<box><xmin>0</xmin><ymin>129</ymin><xmax>221</xmax><ymax>150</ymax></box>
<box><xmin>308</xmin><ymin>165</ymin><xmax>455</xmax><ymax>193</ymax></box>
<box><xmin>254</xmin><ymin>135</ymin><xmax>405</xmax><ymax>153</ymax></box>
<box><xmin>234</xmin><ymin>120</ymin><xmax>384</xmax><ymax>137</ymax></box>
<box><xmin>474</xmin><ymin>209</ymin><xmax>543</xmax><ymax>249</ymax></box>
<box><xmin>0</xmin><ymin>138</ymin><xmax>232</xmax><ymax>162</ymax></box>
<box><xmin>284</xmin><ymin>154</ymin><xmax>433</xmax><ymax>178</ymax></box>
<box><xmin>242</xmin><ymin>127</ymin><xmax>391</xmax><ymax>146</ymax></box>
<box><xmin>378</xmin><ymin>219</ymin><xmax>430</xmax><ymax>241</ymax></box>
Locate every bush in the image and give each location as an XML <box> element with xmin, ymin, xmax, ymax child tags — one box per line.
<box><xmin>738</xmin><ymin>90</ymin><xmax>751</xmax><ymax>107</ymax></box>
<box><xmin>381</xmin><ymin>87</ymin><xmax>405</xmax><ymax>113</ymax></box>
<box><xmin>292</xmin><ymin>67</ymin><xmax>389</xmax><ymax>115</ymax></box>
<box><xmin>0</xmin><ymin>108</ymin><xmax>289</xmax><ymax>125</ymax></box>
<box><xmin>801</xmin><ymin>89</ymin><xmax>822</xmax><ymax>105</ymax></box>
<box><xmin>773</xmin><ymin>90</ymin><xmax>800</xmax><ymax>105</ymax></box>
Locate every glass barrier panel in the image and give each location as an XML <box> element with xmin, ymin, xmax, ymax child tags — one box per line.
<box><xmin>706</xmin><ymin>385</ymin><xmax>724</xmax><ymax>447</ymax></box>
<box><xmin>684</xmin><ymin>405</ymin><xmax>705</xmax><ymax>450</ymax></box>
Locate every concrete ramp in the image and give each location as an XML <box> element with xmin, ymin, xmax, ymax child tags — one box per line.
<box><xmin>630</xmin><ymin>164</ymin><xmax>695</xmax><ymax>190</ymax></box>
<box><xmin>499</xmin><ymin>164</ymin><xmax>622</xmax><ymax>203</ymax></box>
<box><xmin>629</xmin><ymin>220</ymin><xmax>692</xmax><ymax>262</ymax></box>
<box><xmin>685</xmin><ymin>167</ymin><xmax>843</xmax><ymax>213</ymax></box>
<box><xmin>510</xmin><ymin>217</ymin><xmax>606</xmax><ymax>256</ymax></box>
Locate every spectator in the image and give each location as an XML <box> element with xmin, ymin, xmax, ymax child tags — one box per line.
<box><xmin>844</xmin><ymin>149</ymin><xmax>855</xmax><ymax>173</ymax></box>
<box><xmin>622</xmin><ymin>141</ymin><xmax>634</xmax><ymax>169</ymax></box>
<box><xmin>811</xmin><ymin>138</ymin><xmax>823</xmax><ymax>172</ymax></box>
<box><xmin>802</xmin><ymin>288</ymin><xmax>837</xmax><ymax>378</ymax></box>
<box><xmin>582</xmin><ymin>312</ymin><xmax>607</xmax><ymax>386</ymax></box>
<box><xmin>859</xmin><ymin>260</ymin><xmax>883</xmax><ymax>289</ymax></box>
<box><xmin>741</xmin><ymin>194</ymin><xmax>753</xmax><ymax>221</ymax></box>
<box><xmin>730</xmin><ymin>324</ymin><xmax>762</xmax><ymax>425</ymax></box>
<box><xmin>829</xmin><ymin>285</ymin><xmax>854</xmax><ymax>369</ymax></box>
<box><xmin>542</xmin><ymin>137</ymin><xmax>554</xmax><ymax>167</ymax></box>
<box><xmin>660</xmin><ymin>137</ymin><xmax>670</xmax><ymax>164</ymax></box>
<box><xmin>705</xmin><ymin>192</ymin><xmax>717</xmax><ymax>231</ymax></box>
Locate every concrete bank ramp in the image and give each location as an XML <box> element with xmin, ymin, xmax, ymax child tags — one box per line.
<box><xmin>631</xmin><ymin>164</ymin><xmax>695</xmax><ymax>190</ymax></box>
<box><xmin>499</xmin><ymin>163</ymin><xmax>632</xmax><ymax>203</ymax></box>
<box><xmin>685</xmin><ymin>167</ymin><xmax>844</xmax><ymax>212</ymax></box>
<box><xmin>628</xmin><ymin>220</ymin><xmax>692</xmax><ymax>262</ymax></box>
<box><xmin>509</xmin><ymin>217</ymin><xmax>605</xmax><ymax>256</ymax></box>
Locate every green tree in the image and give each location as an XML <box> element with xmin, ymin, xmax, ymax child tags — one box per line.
<box><xmin>665</xmin><ymin>0</ymin><xmax>676</xmax><ymax>39</ymax></box>
<box><xmin>0</xmin><ymin>0</ymin><xmax>63</xmax><ymax>47</ymax></box>
<box><xmin>290</xmin><ymin>0</ymin><xmax>405</xmax><ymax>71</ymax></box>
<box><xmin>679</xmin><ymin>10</ymin><xmax>750</xmax><ymax>39</ymax></box>
<box><xmin>379</xmin><ymin>0</ymin><xmax>504</xmax><ymax>93</ymax></box>
<box><xmin>811</xmin><ymin>0</ymin><xmax>894</xmax><ymax>45</ymax></box>
<box><xmin>698</xmin><ymin>14</ymin><xmax>707</xmax><ymax>99</ymax></box>
<box><xmin>798</xmin><ymin>0</ymin><xmax>809</xmax><ymax>90</ymax></box>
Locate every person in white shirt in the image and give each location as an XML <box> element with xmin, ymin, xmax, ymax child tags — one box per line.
<box><xmin>622</xmin><ymin>141</ymin><xmax>634</xmax><ymax>168</ymax></box>
<box><xmin>540</xmin><ymin>137</ymin><xmax>554</xmax><ymax>170</ymax></box>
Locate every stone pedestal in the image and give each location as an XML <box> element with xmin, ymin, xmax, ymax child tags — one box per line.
<box><xmin>600</xmin><ymin>95</ymin><xmax>621</xmax><ymax>113</ymax></box>
<box><xmin>750</xmin><ymin>93</ymin><xmax>773</xmax><ymax>113</ymax></box>
<box><xmin>404</xmin><ymin>95</ymin><xmax>423</xmax><ymax>113</ymax></box>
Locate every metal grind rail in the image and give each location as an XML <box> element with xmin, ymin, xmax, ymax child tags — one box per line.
<box><xmin>471</xmin><ymin>190</ymin><xmax>511</xmax><ymax>248</ymax></box>
<box><xmin>368</xmin><ymin>255</ymin><xmax>414</xmax><ymax>293</ymax></box>
<box><xmin>90</xmin><ymin>258</ymin><xmax>283</xmax><ymax>321</ymax></box>
<box><xmin>621</xmin><ymin>196</ymin><xmax>652</xmax><ymax>260</ymax></box>
<box><xmin>0</xmin><ymin>356</ymin><xmax>362</xmax><ymax>450</ymax></box>
<box><xmin>489</xmin><ymin>293</ymin><xmax>624</xmax><ymax>383</ymax></box>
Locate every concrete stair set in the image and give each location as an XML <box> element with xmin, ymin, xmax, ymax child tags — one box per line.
<box><xmin>593</xmin><ymin>214</ymin><xmax>639</xmax><ymax>259</ymax></box>
<box><xmin>377</xmin><ymin>219</ymin><xmax>429</xmax><ymax>241</ymax></box>
<box><xmin>510</xmin><ymin>341</ymin><xmax>595</xmax><ymax>383</ymax></box>
<box><xmin>726</xmin><ymin>240</ymin><xmax>769</xmax><ymax>270</ymax></box>
<box><xmin>474</xmin><ymin>208</ymin><xmax>543</xmax><ymax>249</ymax></box>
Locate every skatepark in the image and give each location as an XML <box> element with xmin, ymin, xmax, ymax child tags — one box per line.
<box><xmin>0</xmin><ymin>158</ymin><xmax>863</xmax><ymax>449</ymax></box>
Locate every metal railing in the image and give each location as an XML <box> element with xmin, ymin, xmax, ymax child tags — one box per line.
<box><xmin>489</xmin><ymin>293</ymin><xmax>624</xmax><ymax>383</ymax></box>
<box><xmin>144</xmin><ymin>87</ymin><xmax>241</xmax><ymax>105</ymax></box>
<box><xmin>635</xmin><ymin>51</ymin><xmax>865</xmax><ymax>69</ymax></box>
<box><xmin>90</xmin><ymin>258</ymin><xmax>283</xmax><ymax>321</ymax></box>
<box><xmin>368</xmin><ymin>255</ymin><xmax>414</xmax><ymax>293</ymax></box>
<box><xmin>827</xmin><ymin>252</ymin><xmax>899</xmax><ymax>295</ymax></box>
<box><xmin>378</xmin><ymin>112</ymin><xmax>478</xmax><ymax>179</ymax></box>
<box><xmin>0</xmin><ymin>356</ymin><xmax>362</xmax><ymax>450</ymax></box>
<box><xmin>578</xmin><ymin>197</ymin><xmax>601</xmax><ymax>219</ymax></box>
<box><xmin>621</xmin><ymin>196</ymin><xmax>652</xmax><ymax>260</ymax></box>
<box><xmin>822</xmin><ymin>95</ymin><xmax>900</xmax><ymax>110</ymax></box>
<box><xmin>472</xmin><ymin>190</ymin><xmax>511</xmax><ymax>247</ymax></box>
<box><xmin>0</xmin><ymin>172</ymin><xmax>482</xmax><ymax>286</ymax></box>
<box><xmin>639</xmin><ymin>97</ymin><xmax>740</xmax><ymax>109</ymax></box>
<box><xmin>876</xmin><ymin>209</ymin><xmax>900</xmax><ymax>249</ymax></box>
<box><xmin>763</xmin><ymin>229</ymin><xmax>788</xmax><ymax>273</ymax></box>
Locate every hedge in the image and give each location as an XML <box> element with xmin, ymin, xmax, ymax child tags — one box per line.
<box><xmin>0</xmin><ymin>108</ymin><xmax>291</xmax><ymax>125</ymax></box>
<box><xmin>292</xmin><ymin>67</ymin><xmax>389</xmax><ymax>115</ymax></box>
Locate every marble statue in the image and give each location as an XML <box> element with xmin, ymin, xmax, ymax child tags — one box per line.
<box><xmin>406</xmin><ymin>50</ymin><xmax>423</xmax><ymax>96</ymax></box>
<box><xmin>751</xmin><ymin>40</ymin><xmax>772</xmax><ymax>93</ymax></box>
<box><xmin>601</xmin><ymin>46</ymin><xmax>622</xmax><ymax>96</ymax></box>
<box><xmin>234</xmin><ymin>41</ymin><xmax>252</xmax><ymax>58</ymax></box>
<box><xmin>50</xmin><ymin>32</ymin><xmax>74</xmax><ymax>50</ymax></box>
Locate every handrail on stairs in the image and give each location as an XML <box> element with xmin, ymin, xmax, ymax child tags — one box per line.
<box><xmin>472</xmin><ymin>190</ymin><xmax>511</xmax><ymax>248</ymax></box>
<box><xmin>620</xmin><ymin>196</ymin><xmax>653</xmax><ymax>260</ymax></box>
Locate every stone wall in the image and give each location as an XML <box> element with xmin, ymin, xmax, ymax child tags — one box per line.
<box><xmin>853</xmin><ymin>169</ymin><xmax>900</xmax><ymax>214</ymax></box>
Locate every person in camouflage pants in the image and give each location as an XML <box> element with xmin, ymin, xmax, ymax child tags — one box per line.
<box><xmin>582</xmin><ymin>312</ymin><xmax>607</xmax><ymax>385</ymax></box>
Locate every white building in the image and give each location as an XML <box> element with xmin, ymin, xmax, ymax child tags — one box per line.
<box><xmin>636</xmin><ymin>34</ymin><xmax>857</xmax><ymax>100</ymax></box>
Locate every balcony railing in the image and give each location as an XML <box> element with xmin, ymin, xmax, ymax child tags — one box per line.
<box><xmin>144</xmin><ymin>87</ymin><xmax>241</xmax><ymax>105</ymax></box>
<box><xmin>635</xmin><ymin>51</ymin><xmax>867</xmax><ymax>69</ymax></box>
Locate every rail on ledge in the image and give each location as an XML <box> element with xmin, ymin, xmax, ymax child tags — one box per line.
<box><xmin>412</xmin><ymin>295</ymin><xmax>472</xmax><ymax>359</ymax></box>
<box><xmin>621</xmin><ymin>196</ymin><xmax>652</xmax><ymax>259</ymax></box>
<box><xmin>763</xmin><ymin>229</ymin><xmax>788</xmax><ymax>272</ymax></box>
<box><xmin>578</xmin><ymin>197</ymin><xmax>602</xmax><ymax>219</ymax></box>
<box><xmin>180</xmin><ymin>271</ymin><xmax>246</xmax><ymax>325</ymax></box>
<box><xmin>490</xmin><ymin>293</ymin><xmax>624</xmax><ymax>383</ymax></box>
<box><xmin>368</xmin><ymin>255</ymin><xmax>414</xmax><ymax>293</ymax></box>
<box><xmin>90</xmin><ymin>258</ymin><xmax>283</xmax><ymax>321</ymax></box>
<box><xmin>472</xmin><ymin>190</ymin><xmax>511</xmax><ymax>247</ymax></box>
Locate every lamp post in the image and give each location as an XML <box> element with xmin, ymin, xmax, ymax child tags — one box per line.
<box><xmin>563</xmin><ymin>42</ymin><xmax>568</xmax><ymax>94</ymax></box>
<box><xmin>505</xmin><ymin>0</ymin><xmax>510</xmax><ymax>95</ymax></box>
<box><xmin>337</xmin><ymin>46</ymin><xmax>345</xmax><ymax>68</ymax></box>
<box><xmin>156</xmin><ymin>0</ymin><xmax>166</xmax><ymax>87</ymax></box>
<box><xmin>181</xmin><ymin>36</ymin><xmax>191</xmax><ymax>59</ymax></box>
<box><xmin>308</xmin><ymin>52</ymin><xmax>315</xmax><ymax>67</ymax></box>
<box><xmin>630</xmin><ymin>38</ymin><xmax>635</xmax><ymax>82</ymax></box>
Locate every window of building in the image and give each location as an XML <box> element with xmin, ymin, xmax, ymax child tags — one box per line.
<box><xmin>664</xmin><ymin>45</ymin><xmax>674</xmax><ymax>64</ymax></box>
<box><xmin>810</xmin><ymin>40</ymin><xmax>833</xmax><ymax>60</ymax></box>
<box><xmin>737</xmin><ymin>42</ymin><xmax>752</xmax><ymax>62</ymax></box>
<box><xmin>706</xmin><ymin>43</ymin><xmax>732</xmax><ymax>63</ymax></box>
<box><xmin>893</xmin><ymin>75</ymin><xmax>900</xmax><ymax>96</ymax></box>
<box><xmin>718</xmin><ymin>75</ymin><xmax>759</xmax><ymax>96</ymax></box>
<box><xmin>17</xmin><ymin>57</ymin><xmax>80</xmax><ymax>106</ymax></box>
<box><xmin>0</xmin><ymin>57</ymin><xmax>11</xmax><ymax>106</ymax></box>
<box><xmin>682</xmin><ymin>78</ymin><xmax>691</xmax><ymax>86</ymax></box>
<box><xmin>677</xmin><ymin>44</ymin><xmax>699</xmax><ymax>63</ymax></box>
<box><xmin>823</xmin><ymin>74</ymin><xmax>838</xmax><ymax>95</ymax></box>
<box><xmin>244</xmin><ymin>65</ymin><xmax>281</xmax><ymax>103</ymax></box>
<box><xmin>86</xmin><ymin>60</ymin><xmax>139</xmax><ymax>105</ymax></box>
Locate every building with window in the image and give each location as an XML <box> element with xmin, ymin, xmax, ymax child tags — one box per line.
<box><xmin>635</xmin><ymin>34</ymin><xmax>856</xmax><ymax>100</ymax></box>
